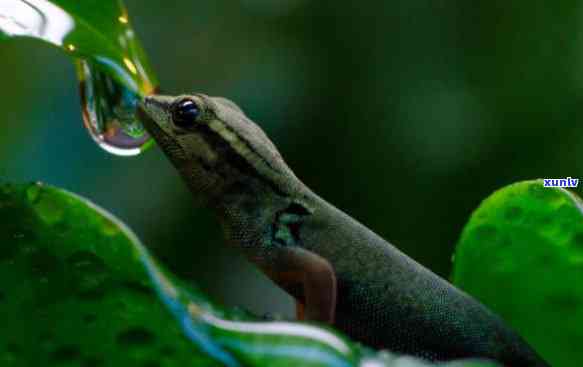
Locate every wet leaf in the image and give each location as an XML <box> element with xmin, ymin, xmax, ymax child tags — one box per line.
<box><xmin>0</xmin><ymin>182</ymin><xmax>216</xmax><ymax>366</ymax></box>
<box><xmin>0</xmin><ymin>182</ymin><xmax>499</xmax><ymax>366</ymax></box>
<box><xmin>0</xmin><ymin>0</ymin><xmax>156</xmax><ymax>94</ymax></box>
<box><xmin>452</xmin><ymin>180</ymin><xmax>583</xmax><ymax>367</ymax></box>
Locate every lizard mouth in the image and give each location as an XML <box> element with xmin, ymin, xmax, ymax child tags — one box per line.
<box><xmin>138</xmin><ymin>100</ymin><xmax>188</xmax><ymax>164</ymax></box>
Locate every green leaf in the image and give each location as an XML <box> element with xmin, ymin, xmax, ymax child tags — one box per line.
<box><xmin>0</xmin><ymin>182</ymin><xmax>217</xmax><ymax>366</ymax></box>
<box><xmin>0</xmin><ymin>0</ymin><xmax>156</xmax><ymax>95</ymax></box>
<box><xmin>452</xmin><ymin>180</ymin><xmax>583</xmax><ymax>367</ymax></box>
<box><xmin>0</xmin><ymin>182</ymin><xmax>499</xmax><ymax>366</ymax></box>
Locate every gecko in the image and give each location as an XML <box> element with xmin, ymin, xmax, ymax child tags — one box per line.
<box><xmin>138</xmin><ymin>93</ymin><xmax>548</xmax><ymax>366</ymax></box>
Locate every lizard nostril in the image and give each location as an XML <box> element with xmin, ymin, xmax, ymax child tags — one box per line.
<box><xmin>143</xmin><ymin>96</ymin><xmax>154</xmax><ymax>106</ymax></box>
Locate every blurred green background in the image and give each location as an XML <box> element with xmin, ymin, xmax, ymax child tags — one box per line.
<box><xmin>1</xmin><ymin>0</ymin><xmax>582</xmax><ymax>317</ymax></box>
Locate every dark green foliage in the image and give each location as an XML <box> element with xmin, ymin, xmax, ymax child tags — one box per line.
<box><xmin>0</xmin><ymin>183</ymin><xmax>217</xmax><ymax>366</ymax></box>
<box><xmin>0</xmin><ymin>182</ymin><xmax>499</xmax><ymax>366</ymax></box>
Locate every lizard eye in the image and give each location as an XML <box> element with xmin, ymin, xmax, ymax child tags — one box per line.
<box><xmin>172</xmin><ymin>99</ymin><xmax>200</xmax><ymax>128</ymax></box>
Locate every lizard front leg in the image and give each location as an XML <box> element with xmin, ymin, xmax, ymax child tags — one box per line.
<box><xmin>268</xmin><ymin>247</ymin><xmax>337</xmax><ymax>324</ymax></box>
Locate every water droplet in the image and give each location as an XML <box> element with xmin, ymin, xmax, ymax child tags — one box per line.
<box><xmin>26</xmin><ymin>182</ymin><xmax>42</xmax><ymax>203</ymax></box>
<box><xmin>0</xmin><ymin>1</ymin><xmax>158</xmax><ymax>156</ymax></box>
<box><xmin>77</xmin><ymin>59</ymin><xmax>151</xmax><ymax>156</ymax></box>
<box><xmin>100</xmin><ymin>217</ymin><xmax>120</xmax><ymax>237</ymax></box>
<box><xmin>66</xmin><ymin>251</ymin><xmax>108</xmax><ymax>298</ymax></box>
<box><xmin>116</xmin><ymin>327</ymin><xmax>155</xmax><ymax>347</ymax></box>
<box><xmin>34</xmin><ymin>194</ymin><xmax>64</xmax><ymax>225</ymax></box>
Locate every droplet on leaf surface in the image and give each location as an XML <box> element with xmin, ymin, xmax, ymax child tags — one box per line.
<box><xmin>66</xmin><ymin>251</ymin><xmax>109</xmax><ymax>297</ymax></box>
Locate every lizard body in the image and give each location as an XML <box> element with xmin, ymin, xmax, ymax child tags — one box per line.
<box><xmin>138</xmin><ymin>94</ymin><xmax>548</xmax><ymax>366</ymax></box>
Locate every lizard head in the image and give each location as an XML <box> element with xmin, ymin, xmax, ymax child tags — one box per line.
<box><xmin>138</xmin><ymin>94</ymin><xmax>224</xmax><ymax>167</ymax></box>
<box><xmin>138</xmin><ymin>93</ymin><xmax>297</xmax><ymax>203</ymax></box>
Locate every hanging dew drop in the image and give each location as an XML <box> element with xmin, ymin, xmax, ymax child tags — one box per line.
<box><xmin>76</xmin><ymin>59</ymin><xmax>151</xmax><ymax>156</ymax></box>
<box><xmin>0</xmin><ymin>0</ymin><xmax>159</xmax><ymax>156</ymax></box>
